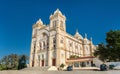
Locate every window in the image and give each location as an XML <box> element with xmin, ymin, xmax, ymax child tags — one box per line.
<box><xmin>86</xmin><ymin>47</ymin><xmax>89</xmax><ymax>51</ymax></box>
<box><xmin>87</xmin><ymin>61</ymin><xmax>89</xmax><ymax>65</ymax></box>
<box><xmin>60</xmin><ymin>21</ymin><xmax>63</xmax><ymax>28</ymax></box>
<box><xmin>74</xmin><ymin>62</ymin><xmax>79</xmax><ymax>67</ymax></box>
<box><xmin>39</xmin><ymin>42</ymin><xmax>41</xmax><ymax>50</ymax></box>
<box><xmin>33</xmin><ymin>42</ymin><xmax>36</xmax><ymax>53</ymax></box>
<box><xmin>60</xmin><ymin>40</ymin><xmax>63</xmax><ymax>43</ymax></box>
<box><xmin>43</xmin><ymin>41</ymin><xmax>45</xmax><ymax>49</ymax></box>
<box><xmin>53</xmin><ymin>20</ymin><xmax>57</xmax><ymax>28</ymax></box>
<box><xmin>53</xmin><ymin>38</ymin><xmax>56</xmax><ymax>44</ymax></box>
<box><xmin>53</xmin><ymin>45</ymin><xmax>56</xmax><ymax>48</ymax></box>
<box><xmin>80</xmin><ymin>62</ymin><xmax>86</xmax><ymax>67</ymax></box>
<box><xmin>33</xmin><ymin>43</ymin><xmax>36</xmax><ymax>49</ymax></box>
<box><xmin>42</xmin><ymin>32</ymin><xmax>46</xmax><ymax>37</ymax></box>
<box><xmin>42</xmin><ymin>54</ymin><xmax>44</xmax><ymax>59</ymax></box>
<box><xmin>47</xmin><ymin>41</ymin><xmax>49</xmax><ymax>48</ymax></box>
<box><xmin>69</xmin><ymin>42</ymin><xmax>73</xmax><ymax>47</ymax></box>
<box><xmin>75</xmin><ymin>45</ymin><xmax>78</xmax><ymax>49</ymax></box>
<box><xmin>38</xmin><ymin>55</ymin><xmax>40</xmax><ymax>61</ymax></box>
<box><xmin>60</xmin><ymin>37</ymin><xmax>64</xmax><ymax>43</ymax></box>
<box><xmin>53</xmin><ymin>38</ymin><xmax>56</xmax><ymax>49</ymax></box>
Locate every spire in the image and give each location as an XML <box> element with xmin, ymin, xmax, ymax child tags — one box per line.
<box><xmin>85</xmin><ymin>33</ymin><xmax>87</xmax><ymax>38</ymax></box>
<box><xmin>76</xmin><ymin>29</ymin><xmax>78</xmax><ymax>33</ymax></box>
<box><xmin>90</xmin><ymin>37</ymin><xmax>93</xmax><ymax>44</ymax></box>
<box><xmin>75</xmin><ymin>29</ymin><xmax>80</xmax><ymax>35</ymax></box>
<box><xmin>50</xmin><ymin>8</ymin><xmax>66</xmax><ymax>20</ymax></box>
<box><xmin>36</xmin><ymin>19</ymin><xmax>43</xmax><ymax>25</ymax></box>
<box><xmin>90</xmin><ymin>37</ymin><xmax>92</xmax><ymax>41</ymax></box>
<box><xmin>54</xmin><ymin>8</ymin><xmax>62</xmax><ymax>15</ymax></box>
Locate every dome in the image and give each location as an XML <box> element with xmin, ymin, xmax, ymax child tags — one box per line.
<box><xmin>74</xmin><ymin>30</ymin><xmax>83</xmax><ymax>40</ymax></box>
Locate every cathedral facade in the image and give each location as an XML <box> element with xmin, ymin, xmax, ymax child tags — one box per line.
<box><xmin>29</xmin><ymin>9</ymin><xmax>96</xmax><ymax>68</ymax></box>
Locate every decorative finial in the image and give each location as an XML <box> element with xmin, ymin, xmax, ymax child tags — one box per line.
<box><xmin>90</xmin><ymin>37</ymin><xmax>93</xmax><ymax>44</ymax></box>
<box><xmin>90</xmin><ymin>37</ymin><xmax>92</xmax><ymax>41</ymax></box>
<box><xmin>56</xmin><ymin>8</ymin><xmax>59</xmax><ymax>11</ymax></box>
<box><xmin>76</xmin><ymin>29</ymin><xmax>78</xmax><ymax>33</ymax></box>
<box><xmin>85</xmin><ymin>33</ymin><xmax>87</xmax><ymax>38</ymax></box>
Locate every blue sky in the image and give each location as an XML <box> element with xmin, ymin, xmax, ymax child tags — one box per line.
<box><xmin>0</xmin><ymin>0</ymin><xmax>120</xmax><ymax>59</ymax></box>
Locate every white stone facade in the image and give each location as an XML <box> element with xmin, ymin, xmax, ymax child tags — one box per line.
<box><xmin>29</xmin><ymin>9</ymin><xmax>96</xmax><ymax>68</ymax></box>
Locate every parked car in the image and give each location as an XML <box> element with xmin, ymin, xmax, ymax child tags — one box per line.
<box><xmin>100</xmin><ymin>64</ymin><xmax>108</xmax><ymax>71</ymax></box>
<box><xmin>114</xmin><ymin>65</ymin><xmax>120</xmax><ymax>70</ymax></box>
<box><xmin>67</xmin><ymin>66</ymin><xmax>73</xmax><ymax>71</ymax></box>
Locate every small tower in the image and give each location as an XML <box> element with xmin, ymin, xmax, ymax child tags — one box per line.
<box><xmin>30</xmin><ymin>19</ymin><xmax>44</xmax><ymax>67</ymax></box>
<box><xmin>49</xmin><ymin>9</ymin><xmax>66</xmax><ymax>67</ymax></box>
<box><xmin>32</xmin><ymin>19</ymin><xmax>44</xmax><ymax>38</ymax></box>
<box><xmin>49</xmin><ymin>9</ymin><xmax>66</xmax><ymax>31</ymax></box>
<box><xmin>33</xmin><ymin>19</ymin><xmax>44</xmax><ymax>29</ymax></box>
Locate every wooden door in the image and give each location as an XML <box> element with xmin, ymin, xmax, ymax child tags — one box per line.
<box><xmin>41</xmin><ymin>60</ymin><xmax>44</xmax><ymax>66</ymax></box>
<box><xmin>52</xmin><ymin>58</ymin><xmax>56</xmax><ymax>66</ymax></box>
<box><xmin>32</xmin><ymin>61</ymin><xmax>34</xmax><ymax>67</ymax></box>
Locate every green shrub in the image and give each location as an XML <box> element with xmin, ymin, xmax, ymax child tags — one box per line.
<box><xmin>60</xmin><ymin>63</ymin><xmax>65</xmax><ymax>68</ymax></box>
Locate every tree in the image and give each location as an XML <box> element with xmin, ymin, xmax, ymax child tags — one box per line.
<box><xmin>0</xmin><ymin>60</ymin><xmax>3</xmax><ymax>70</ymax></box>
<box><xmin>18</xmin><ymin>55</ymin><xmax>28</xmax><ymax>70</ymax></box>
<box><xmin>0</xmin><ymin>54</ymin><xmax>19</xmax><ymax>70</ymax></box>
<box><xmin>94</xmin><ymin>30</ymin><xmax>120</xmax><ymax>62</ymax></box>
<box><xmin>0</xmin><ymin>54</ymin><xmax>28</xmax><ymax>70</ymax></box>
<box><xmin>94</xmin><ymin>43</ymin><xmax>109</xmax><ymax>62</ymax></box>
<box><xmin>106</xmin><ymin>30</ymin><xmax>120</xmax><ymax>61</ymax></box>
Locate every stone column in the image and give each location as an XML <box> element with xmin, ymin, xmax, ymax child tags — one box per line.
<box><xmin>90</xmin><ymin>44</ymin><xmax>93</xmax><ymax>56</ymax></box>
<box><xmin>56</xmin><ymin>33</ymin><xmax>60</xmax><ymax>67</ymax></box>
<box><xmin>48</xmin><ymin>34</ymin><xmax>52</xmax><ymax>66</ymax></box>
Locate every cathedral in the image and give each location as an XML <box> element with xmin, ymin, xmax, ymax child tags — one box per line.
<box><xmin>29</xmin><ymin>9</ymin><xmax>96</xmax><ymax>68</ymax></box>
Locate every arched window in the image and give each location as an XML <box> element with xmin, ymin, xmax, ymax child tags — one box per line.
<box><xmin>43</xmin><ymin>41</ymin><xmax>45</xmax><ymax>49</ymax></box>
<box><xmin>42</xmin><ymin>32</ymin><xmax>47</xmax><ymax>37</ymax></box>
<box><xmin>53</xmin><ymin>38</ymin><xmax>56</xmax><ymax>49</ymax></box>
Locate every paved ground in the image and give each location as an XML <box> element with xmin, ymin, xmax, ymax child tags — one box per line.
<box><xmin>0</xmin><ymin>70</ymin><xmax>120</xmax><ymax>74</ymax></box>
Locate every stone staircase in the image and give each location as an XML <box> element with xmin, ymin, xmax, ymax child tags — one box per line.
<box><xmin>21</xmin><ymin>66</ymin><xmax>58</xmax><ymax>71</ymax></box>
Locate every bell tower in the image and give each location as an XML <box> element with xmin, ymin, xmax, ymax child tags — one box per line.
<box><xmin>49</xmin><ymin>9</ymin><xmax>66</xmax><ymax>31</ymax></box>
<box><xmin>48</xmin><ymin>9</ymin><xmax>66</xmax><ymax>67</ymax></box>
